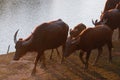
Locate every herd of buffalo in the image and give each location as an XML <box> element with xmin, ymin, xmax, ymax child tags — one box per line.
<box><xmin>13</xmin><ymin>0</ymin><xmax>120</xmax><ymax>75</ymax></box>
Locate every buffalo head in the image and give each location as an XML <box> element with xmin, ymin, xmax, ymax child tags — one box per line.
<box><xmin>13</xmin><ymin>30</ymin><xmax>33</xmax><ymax>60</ymax></box>
<box><xmin>63</xmin><ymin>37</ymin><xmax>80</xmax><ymax>58</ymax></box>
<box><xmin>70</xmin><ymin>23</ymin><xmax>86</xmax><ymax>38</ymax></box>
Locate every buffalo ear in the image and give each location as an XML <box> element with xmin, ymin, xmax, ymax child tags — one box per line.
<box><xmin>19</xmin><ymin>38</ymin><xmax>23</xmax><ymax>41</ymax></box>
<box><xmin>69</xmin><ymin>28</ymin><xmax>73</xmax><ymax>35</ymax></box>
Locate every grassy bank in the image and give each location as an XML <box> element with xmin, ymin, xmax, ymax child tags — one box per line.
<box><xmin>0</xmin><ymin>40</ymin><xmax>120</xmax><ymax>80</ymax></box>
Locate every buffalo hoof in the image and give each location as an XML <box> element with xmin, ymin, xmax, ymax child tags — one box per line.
<box><xmin>109</xmin><ymin>60</ymin><xmax>112</xmax><ymax>64</ymax></box>
<box><xmin>83</xmin><ymin>68</ymin><xmax>88</xmax><ymax>72</ymax></box>
<box><xmin>92</xmin><ymin>63</ymin><xmax>97</xmax><ymax>66</ymax></box>
<box><xmin>31</xmin><ymin>68</ymin><xmax>36</xmax><ymax>76</ymax></box>
<box><xmin>49</xmin><ymin>57</ymin><xmax>52</xmax><ymax>60</ymax></box>
<box><xmin>40</xmin><ymin>64</ymin><xmax>47</xmax><ymax>69</ymax></box>
<box><xmin>60</xmin><ymin>60</ymin><xmax>63</xmax><ymax>64</ymax></box>
<box><xmin>61</xmin><ymin>57</ymin><xmax>65</xmax><ymax>64</ymax></box>
<box><xmin>31</xmin><ymin>71</ymin><xmax>36</xmax><ymax>76</ymax></box>
<box><xmin>109</xmin><ymin>58</ymin><xmax>112</xmax><ymax>64</ymax></box>
<box><xmin>83</xmin><ymin>64</ymin><xmax>88</xmax><ymax>71</ymax></box>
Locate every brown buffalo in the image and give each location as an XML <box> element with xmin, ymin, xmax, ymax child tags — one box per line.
<box><xmin>13</xmin><ymin>19</ymin><xmax>69</xmax><ymax>75</ymax></box>
<box><xmin>63</xmin><ymin>25</ymin><xmax>113</xmax><ymax>70</ymax></box>
<box><xmin>92</xmin><ymin>3</ymin><xmax>120</xmax><ymax>39</ymax></box>
<box><xmin>103</xmin><ymin>0</ymin><xmax>120</xmax><ymax>13</ymax></box>
<box><xmin>70</xmin><ymin>23</ymin><xmax>86</xmax><ymax>38</ymax></box>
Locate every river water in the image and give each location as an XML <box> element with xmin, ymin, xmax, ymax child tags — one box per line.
<box><xmin>0</xmin><ymin>0</ymin><xmax>105</xmax><ymax>54</ymax></box>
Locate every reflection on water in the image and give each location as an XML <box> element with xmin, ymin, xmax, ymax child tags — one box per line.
<box><xmin>0</xmin><ymin>0</ymin><xmax>105</xmax><ymax>54</ymax></box>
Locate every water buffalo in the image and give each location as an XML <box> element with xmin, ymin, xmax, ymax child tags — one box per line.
<box><xmin>103</xmin><ymin>0</ymin><xmax>120</xmax><ymax>13</ymax></box>
<box><xmin>13</xmin><ymin>19</ymin><xmax>69</xmax><ymax>75</ymax></box>
<box><xmin>70</xmin><ymin>23</ymin><xmax>86</xmax><ymax>38</ymax></box>
<box><xmin>92</xmin><ymin>3</ymin><xmax>120</xmax><ymax>39</ymax></box>
<box><xmin>63</xmin><ymin>25</ymin><xmax>113</xmax><ymax>70</ymax></box>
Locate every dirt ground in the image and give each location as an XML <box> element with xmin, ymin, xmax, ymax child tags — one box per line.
<box><xmin>0</xmin><ymin>32</ymin><xmax>120</xmax><ymax>80</ymax></box>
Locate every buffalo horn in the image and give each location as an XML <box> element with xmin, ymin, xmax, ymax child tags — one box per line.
<box><xmin>14</xmin><ymin>29</ymin><xmax>19</xmax><ymax>44</ymax></box>
<box><xmin>92</xmin><ymin>19</ymin><xmax>95</xmax><ymax>25</ymax></box>
<box><xmin>92</xmin><ymin>19</ymin><xmax>98</xmax><ymax>25</ymax></box>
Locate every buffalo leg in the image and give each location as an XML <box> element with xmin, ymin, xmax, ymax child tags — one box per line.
<box><xmin>118</xmin><ymin>28</ymin><xmax>120</xmax><ymax>39</ymax></box>
<box><xmin>31</xmin><ymin>53</ymin><xmax>41</xmax><ymax>75</ymax></box>
<box><xmin>50</xmin><ymin>49</ymin><xmax>54</xmax><ymax>59</ymax></box>
<box><xmin>50</xmin><ymin>48</ymin><xmax>60</xmax><ymax>60</ymax></box>
<box><xmin>93</xmin><ymin>47</ymin><xmax>103</xmax><ymax>66</ymax></box>
<box><xmin>107</xmin><ymin>41</ymin><xmax>112</xmax><ymax>63</ymax></box>
<box><xmin>56</xmin><ymin>48</ymin><xmax>60</xmax><ymax>57</ymax></box>
<box><xmin>41</xmin><ymin>53</ymin><xmax>46</xmax><ymax>68</ymax></box>
<box><xmin>79</xmin><ymin>50</ymin><xmax>85</xmax><ymax>64</ymax></box>
<box><xmin>84</xmin><ymin>51</ymin><xmax>91</xmax><ymax>70</ymax></box>
<box><xmin>61</xmin><ymin>44</ymin><xmax>65</xmax><ymax>63</ymax></box>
